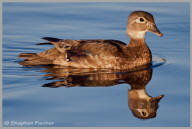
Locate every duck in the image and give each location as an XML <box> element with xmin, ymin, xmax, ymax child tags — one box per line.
<box><xmin>19</xmin><ymin>11</ymin><xmax>163</xmax><ymax>70</ymax></box>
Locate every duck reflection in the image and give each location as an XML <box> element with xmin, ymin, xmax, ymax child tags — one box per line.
<box><xmin>22</xmin><ymin>64</ymin><xmax>164</xmax><ymax>119</ymax></box>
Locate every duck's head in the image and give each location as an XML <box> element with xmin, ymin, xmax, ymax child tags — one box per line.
<box><xmin>127</xmin><ymin>11</ymin><xmax>163</xmax><ymax>40</ymax></box>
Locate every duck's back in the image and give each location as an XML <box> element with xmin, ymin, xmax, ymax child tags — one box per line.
<box><xmin>19</xmin><ymin>39</ymin><xmax>129</xmax><ymax>68</ymax></box>
<box><xmin>52</xmin><ymin>39</ymin><xmax>129</xmax><ymax>69</ymax></box>
<box><xmin>75</xmin><ymin>39</ymin><xmax>126</xmax><ymax>57</ymax></box>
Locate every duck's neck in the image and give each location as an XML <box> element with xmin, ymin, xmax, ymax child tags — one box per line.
<box><xmin>128</xmin><ymin>38</ymin><xmax>146</xmax><ymax>47</ymax></box>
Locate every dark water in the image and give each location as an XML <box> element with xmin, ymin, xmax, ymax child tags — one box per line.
<box><xmin>2</xmin><ymin>2</ymin><xmax>190</xmax><ymax>127</ymax></box>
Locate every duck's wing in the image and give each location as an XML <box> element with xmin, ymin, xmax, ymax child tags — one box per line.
<box><xmin>19</xmin><ymin>37</ymin><xmax>127</xmax><ymax>66</ymax></box>
<box><xmin>36</xmin><ymin>37</ymin><xmax>61</xmax><ymax>45</ymax></box>
<box><xmin>40</xmin><ymin>37</ymin><xmax>127</xmax><ymax>57</ymax></box>
<box><xmin>38</xmin><ymin>37</ymin><xmax>79</xmax><ymax>53</ymax></box>
<box><xmin>73</xmin><ymin>39</ymin><xmax>127</xmax><ymax>57</ymax></box>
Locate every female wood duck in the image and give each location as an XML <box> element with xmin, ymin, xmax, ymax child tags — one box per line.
<box><xmin>19</xmin><ymin>11</ymin><xmax>163</xmax><ymax>70</ymax></box>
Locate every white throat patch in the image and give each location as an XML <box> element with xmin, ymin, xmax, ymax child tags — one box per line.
<box><xmin>128</xmin><ymin>30</ymin><xmax>146</xmax><ymax>39</ymax></box>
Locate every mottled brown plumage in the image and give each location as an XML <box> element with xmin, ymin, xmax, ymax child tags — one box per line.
<box><xmin>18</xmin><ymin>11</ymin><xmax>163</xmax><ymax>70</ymax></box>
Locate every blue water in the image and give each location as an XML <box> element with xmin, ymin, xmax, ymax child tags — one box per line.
<box><xmin>2</xmin><ymin>2</ymin><xmax>190</xmax><ymax>127</ymax></box>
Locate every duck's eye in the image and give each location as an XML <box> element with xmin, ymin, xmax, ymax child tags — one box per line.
<box><xmin>135</xmin><ymin>17</ymin><xmax>145</xmax><ymax>23</ymax></box>
<box><xmin>142</xmin><ymin>111</ymin><xmax>146</xmax><ymax>116</ymax></box>
<box><xmin>140</xmin><ymin>17</ymin><xmax>145</xmax><ymax>22</ymax></box>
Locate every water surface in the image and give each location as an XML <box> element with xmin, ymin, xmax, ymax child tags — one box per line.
<box><xmin>2</xmin><ymin>2</ymin><xmax>190</xmax><ymax>127</ymax></box>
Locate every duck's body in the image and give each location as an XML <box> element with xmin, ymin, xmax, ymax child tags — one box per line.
<box><xmin>19</xmin><ymin>38</ymin><xmax>151</xmax><ymax>69</ymax></box>
<box><xmin>19</xmin><ymin>11</ymin><xmax>163</xmax><ymax>70</ymax></box>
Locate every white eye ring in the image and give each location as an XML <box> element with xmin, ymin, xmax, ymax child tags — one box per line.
<box><xmin>136</xmin><ymin>17</ymin><xmax>146</xmax><ymax>23</ymax></box>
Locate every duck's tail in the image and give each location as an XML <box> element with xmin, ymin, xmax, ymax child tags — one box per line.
<box><xmin>18</xmin><ymin>37</ymin><xmax>62</xmax><ymax>66</ymax></box>
<box><xmin>18</xmin><ymin>53</ymin><xmax>38</xmax><ymax>58</ymax></box>
<box><xmin>18</xmin><ymin>53</ymin><xmax>53</xmax><ymax>66</ymax></box>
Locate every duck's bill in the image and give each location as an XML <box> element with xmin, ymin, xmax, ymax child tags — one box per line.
<box><xmin>149</xmin><ymin>24</ymin><xmax>163</xmax><ymax>37</ymax></box>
